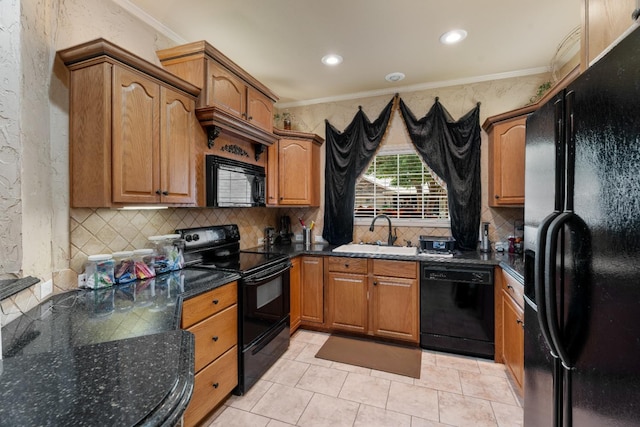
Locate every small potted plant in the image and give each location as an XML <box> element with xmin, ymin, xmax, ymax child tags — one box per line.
<box><xmin>274</xmin><ymin>111</ymin><xmax>292</xmax><ymax>130</ymax></box>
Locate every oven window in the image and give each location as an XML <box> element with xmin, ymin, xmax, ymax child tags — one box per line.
<box><xmin>257</xmin><ymin>277</ymin><xmax>282</xmax><ymax>309</ymax></box>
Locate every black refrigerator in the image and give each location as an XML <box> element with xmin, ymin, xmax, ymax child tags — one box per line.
<box><xmin>523</xmin><ymin>25</ymin><xmax>640</xmax><ymax>427</ymax></box>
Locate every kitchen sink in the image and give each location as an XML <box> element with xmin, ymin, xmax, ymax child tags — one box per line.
<box><xmin>332</xmin><ymin>243</ymin><xmax>418</xmax><ymax>256</ymax></box>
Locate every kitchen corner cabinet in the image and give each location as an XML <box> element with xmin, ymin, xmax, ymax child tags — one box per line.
<box><xmin>300</xmin><ymin>256</ymin><xmax>324</xmax><ymax>325</ymax></box>
<box><xmin>181</xmin><ymin>281</ymin><xmax>239</xmax><ymax>427</ymax></box>
<box><xmin>495</xmin><ymin>268</ymin><xmax>524</xmax><ymax>395</ymax></box>
<box><xmin>269</xmin><ymin>129</ymin><xmax>324</xmax><ymax>207</ymax></box>
<box><xmin>59</xmin><ymin>39</ymin><xmax>199</xmax><ymax>207</ymax></box>
<box><xmin>326</xmin><ymin>258</ymin><xmax>419</xmax><ymax>344</ymax></box>
<box><xmin>290</xmin><ymin>256</ymin><xmax>302</xmax><ymax>334</ymax></box>
<box><xmin>484</xmin><ymin>113</ymin><xmax>528</xmax><ymax>207</ymax></box>
<box><xmin>156</xmin><ymin>41</ymin><xmax>279</xmax><ymax>147</ymax></box>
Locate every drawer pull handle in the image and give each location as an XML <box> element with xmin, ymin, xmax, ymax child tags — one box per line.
<box><xmin>212</xmin><ymin>336</ymin><xmax>219</xmax><ymax>342</ymax></box>
<box><xmin>212</xmin><ymin>382</ymin><xmax>219</xmax><ymax>389</ymax></box>
<box><xmin>213</xmin><ymin>299</ymin><xmax>219</xmax><ymax>305</ymax></box>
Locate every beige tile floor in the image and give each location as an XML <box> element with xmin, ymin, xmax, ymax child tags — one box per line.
<box><xmin>202</xmin><ymin>330</ymin><xmax>523</xmax><ymax>427</ymax></box>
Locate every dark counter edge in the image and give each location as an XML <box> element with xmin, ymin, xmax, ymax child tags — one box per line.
<box><xmin>140</xmin><ymin>330</ymin><xmax>195</xmax><ymax>427</ymax></box>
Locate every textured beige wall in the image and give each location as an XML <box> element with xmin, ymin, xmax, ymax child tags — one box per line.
<box><xmin>278</xmin><ymin>74</ymin><xmax>547</xmax><ymax>248</ymax></box>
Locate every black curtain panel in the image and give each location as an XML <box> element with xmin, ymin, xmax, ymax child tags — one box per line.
<box><xmin>322</xmin><ymin>98</ymin><xmax>395</xmax><ymax>245</ymax></box>
<box><xmin>399</xmin><ymin>98</ymin><xmax>482</xmax><ymax>250</ymax></box>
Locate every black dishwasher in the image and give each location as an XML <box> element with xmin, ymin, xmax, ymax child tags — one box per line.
<box><xmin>420</xmin><ymin>263</ymin><xmax>494</xmax><ymax>359</ymax></box>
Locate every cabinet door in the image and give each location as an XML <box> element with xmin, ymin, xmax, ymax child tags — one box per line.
<box><xmin>160</xmin><ymin>87</ymin><xmax>195</xmax><ymax>204</ymax></box>
<box><xmin>371</xmin><ymin>275</ymin><xmax>419</xmax><ymax>342</ymax></box>
<box><xmin>300</xmin><ymin>256</ymin><xmax>324</xmax><ymax>324</ymax></box>
<box><xmin>489</xmin><ymin>116</ymin><xmax>526</xmax><ymax>206</ymax></box>
<box><xmin>584</xmin><ymin>0</ymin><xmax>636</xmax><ymax>66</ymax></box>
<box><xmin>279</xmin><ymin>139</ymin><xmax>312</xmax><ymax>205</ymax></box>
<box><xmin>206</xmin><ymin>59</ymin><xmax>246</xmax><ymax>119</ymax></box>
<box><xmin>327</xmin><ymin>272</ymin><xmax>368</xmax><ymax>333</ymax></box>
<box><xmin>502</xmin><ymin>290</ymin><xmax>524</xmax><ymax>392</ymax></box>
<box><xmin>290</xmin><ymin>257</ymin><xmax>302</xmax><ymax>334</ymax></box>
<box><xmin>266</xmin><ymin>142</ymin><xmax>279</xmax><ymax>206</ymax></box>
<box><xmin>247</xmin><ymin>86</ymin><xmax>273</xmax><ymax>132</ymax></box>
<box><xmin>112</xmin><ymin>66</ymin><xmax>161</xmax><ymax>204</ymax></box>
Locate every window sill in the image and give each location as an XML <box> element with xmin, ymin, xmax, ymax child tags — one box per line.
<box><xmin>353</xmin><ymin>218</ymin><xmax>451</xmax><ymax>228</ymax></box>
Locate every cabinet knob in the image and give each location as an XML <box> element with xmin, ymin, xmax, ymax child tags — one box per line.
<box><xmin>212</xmin><ymin>382</ymin><xmax>219</xmax><ymax>389</ymax></box>
<box><xmin>162</xmin><ymin>190</ymin><xmax>169</xmax><ymax>196</ymax></box>
<box><xmin>373</xmin><ymin>281</ymin><xmax>378</xmax><ymax>286</ymax></box>
<box><xmin>495</xmin><ymin>195</ymin><xmax>500</xmax><ymax>199</ymax></box>
<box><xmin>344</xmin><ymin>263</ymin><xmax>349</xmax><ymax>268</ymax></box>
<box><xmin>213</xmin><ymin>299</ymin><xmax>219</xmax><ymax>305</ymax></box>
<box><xmin>507</xmin><ymin>285</ymin><xmax>514</xmax><ymax>290</ymax></box>
<box><xmin>155</xmin><ymin>190</ymin><xmax>161</xmax><ymax>195</ymax></box>
<box><xmin>517</xmin><ymin>319</ymin><xmax>524</xmax><ymax>328</ymax></box>
<box><xmin>212</xmin><ymin>336</ymin><xmax>219</xmax><ymax>342</ymax></box>
<box><xmin>248</xmin><ymin>116</ymin><xmax>253</xmax><ymax>121</ymax></box>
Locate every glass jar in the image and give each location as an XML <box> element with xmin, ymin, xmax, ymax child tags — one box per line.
<box><xmin>148</xmin><ymin>234</ymin><xmax>184</xmax><ymax>274</ymax></box>
<box><xmin>85</xmin><ymin>254</ymin><xmax>115</xmax><ymax>289</ymax></box>
<box><xmin>133</xmin><ymin>248</ymin><xmax>156</xmax><ymax>279</ymax></box>
<box><xmin>112</xmin><ymin>251</ymin><xmax>136</xmax><ymax>284</ymax></box>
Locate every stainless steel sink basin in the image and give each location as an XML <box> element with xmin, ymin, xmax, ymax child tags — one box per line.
<box><xmin>332</xmin><ymin>243</ymin><xmax>417</xmax><ymax>256</ymax></box>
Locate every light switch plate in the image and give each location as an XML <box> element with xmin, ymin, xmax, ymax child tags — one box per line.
<box><xmin>258</xmin><ymin>237</ymin><xmax>265</xmax><ymax>246</ymax></box>
<box><xmin>294</xmin><ymin>234</ymin><xmax>303</xmax><ymax>242</ymax></box>
<box><xmin>77</xmin><ymin>273</ymin><xmax>87</xmax><ymax>288</ymax></box>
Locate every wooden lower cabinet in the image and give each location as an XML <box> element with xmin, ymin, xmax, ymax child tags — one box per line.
<box><xmin>183</xmin><ymin>346</ymin><xmax>238</xmax><ymax>427</ymax></box>
<box><xmin>290</xmin><ymin>256</ymin><xmax>302</xmax><ymax>334</ymax></box>
<box><xmin>325</xmin><ymin>257</ymin><xmax>419</xmax><ymax>344</ymax></box>
<box><xmin>300</xmin><ymin>256</ymin><xmax>324</xmax><ymax>325</ymax></box>
<box><xmin>495</xmin><ymin>268</ymin><xmax>525</xmax><ymax>395</ymax></box>
<box><xmin>181</xmin><ymin>281</ymin><xmax>238</xmax><ymax>426</ymax></box>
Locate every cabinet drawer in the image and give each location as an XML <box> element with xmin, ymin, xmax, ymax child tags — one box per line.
<box><xmin>188</xmin><ymin>304</ymin><xmax>238</xmax><ymax>372</ymax></box>
<box><xmin>182</xmin><ymin>281</ymin><xmax>238</xmax><ymax>328</ymax></box>
<box><xmin>328</xmin><ymin>257</ymin><xmax>367</xmax><ymax>274</ymax></box>
<box><xmin>372</xmin><ymin>259</ymin><xmax>417</xmax><ymax>279</ymax></box>
<box><xmin>183</xmin><ymin>345</ymin><xmax>238</xmax><ymax>427</ymax></box>
<box><xmin>502</xmin><ymin>270</ymin><xmax>524</xmax><ymax>309</ymax></box>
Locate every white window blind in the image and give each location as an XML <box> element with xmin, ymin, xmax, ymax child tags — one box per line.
<box><xmin>354</xmin><ymin>110</ymin><xmax>449</xmax><ymax>223</ymax></box>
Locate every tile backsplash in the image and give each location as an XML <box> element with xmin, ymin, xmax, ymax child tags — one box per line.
<box><xmin>70</xmin><ymin>207</ymin><xmax>281</xmax><ymax>274</ymax></box>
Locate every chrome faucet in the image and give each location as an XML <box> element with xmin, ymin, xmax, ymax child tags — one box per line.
<box><xmin>369</xmin><ymin>214</ymin><xmax>397</xmax><ymax>246</ymax></box>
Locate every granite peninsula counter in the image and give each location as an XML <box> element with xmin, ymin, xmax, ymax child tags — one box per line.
<box><xmin>0</xmin><ymin>268</ymin><xmax>240</xmax><ymax>427</ymax></box>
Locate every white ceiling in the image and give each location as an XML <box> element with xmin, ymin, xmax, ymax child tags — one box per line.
<box><xmin>120</xmin><ymin>0</ymin><xmax>581</xmax><ymax>106</ymax></box>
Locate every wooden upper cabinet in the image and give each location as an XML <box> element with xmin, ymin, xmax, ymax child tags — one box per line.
<box><xmin>157</xmin><ymin>41</ymin><xmax>278</xmax><ymax>146</ymax></box>
<box><xmin>112</xmin><ymin>67</ymin><xmax>160</xmax><ymax>204</ymax></box>
<box><xmin>484</xmin><ymin>114</ymin><xmax>527</xmax><ymax>207</ymax></box>
<box><xmin>206</xmin><ymin>60</ymin><xmax>246</xmax><ymax>119</ymax></box>
<box><xmin>161</xmin><ymin>88</ymin><xmax>196</xmax><ymax>204</ymax></box>
<box><xmin>271</xmin><ymin>128</ymin><xmax>324</xmax><ymax>207</ymax></box>
<box><xmin>59</xmin><ymin>39</ymin><xmax>199</xmax><ymax>208</ymax></box>
<box><xmin>582</xmin><ymin>0</ymin><xmax>637</xmax><ymax>68</ymax></box>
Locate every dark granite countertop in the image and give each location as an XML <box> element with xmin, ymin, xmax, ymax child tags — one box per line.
<box><xmin>247</xmin><ymin>242</ymin><xmax>525</xmax><ymax>277</ymax></box>
<box><xmin>0</xmin><ymin>268</ymin><xmax>239</xmax><ymax>427</ymax></box>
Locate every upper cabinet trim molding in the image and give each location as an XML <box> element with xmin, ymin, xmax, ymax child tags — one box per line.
<box><xmin>58</xmin><ymin>38</ymin><xmax>201</xmax><ymax>98</ymax></box>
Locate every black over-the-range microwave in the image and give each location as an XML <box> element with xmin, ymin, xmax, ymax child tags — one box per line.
<box><xmin>206</xmin><ymin>155</ymin><xmax>266</xmax><ymax>207</ymax></box>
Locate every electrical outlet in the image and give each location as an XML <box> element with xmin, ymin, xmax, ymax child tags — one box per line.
<box><xmin>77</xmin><ymin>273</ymin><xmax>87</xmax><ymax>288</ymax></box>
<box><xmin>294</xmin><ymin>233</ymin><xmax>303</xmax><ymax>242</ymax></box>
<box><xmin>258</xmin><ymin>237</ymin><xmax>265</xmax><ymax>246</ymax></box>
<box><xmin>40</xmin><ymin>279</ymin><xmax>53</xmax><ymax>299</ymax></box>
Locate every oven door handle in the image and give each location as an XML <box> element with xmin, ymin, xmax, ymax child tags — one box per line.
<box><xmin>243</xmin><ymin>263</ymin><xmax>291</xmax><ymax>285</ymax></box>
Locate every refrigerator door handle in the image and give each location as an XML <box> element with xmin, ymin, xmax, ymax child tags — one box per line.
<box><xmin>535</xmin><ymin>212</ymin><xmax>561</xmax><ymax>359</ymax></box>
<box><xmin>544</xmin><ymin>211</ymin><xmax>575</xmax><ymax>370</ymax></box>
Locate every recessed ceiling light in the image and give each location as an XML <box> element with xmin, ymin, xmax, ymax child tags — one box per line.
<box><xmin>385</xmin><ymin>72</ymin><xmax>405</xmax><ymax>82</ymax></box>
<box><xmin>439</xmin><ymin>29</ymin><xmax>468</xmax><ymax>45</ymax></box>
<box><xmin>321</xmin><ymin>54</ymin><xmax>343</xmax><ymax>66</ymax></box>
